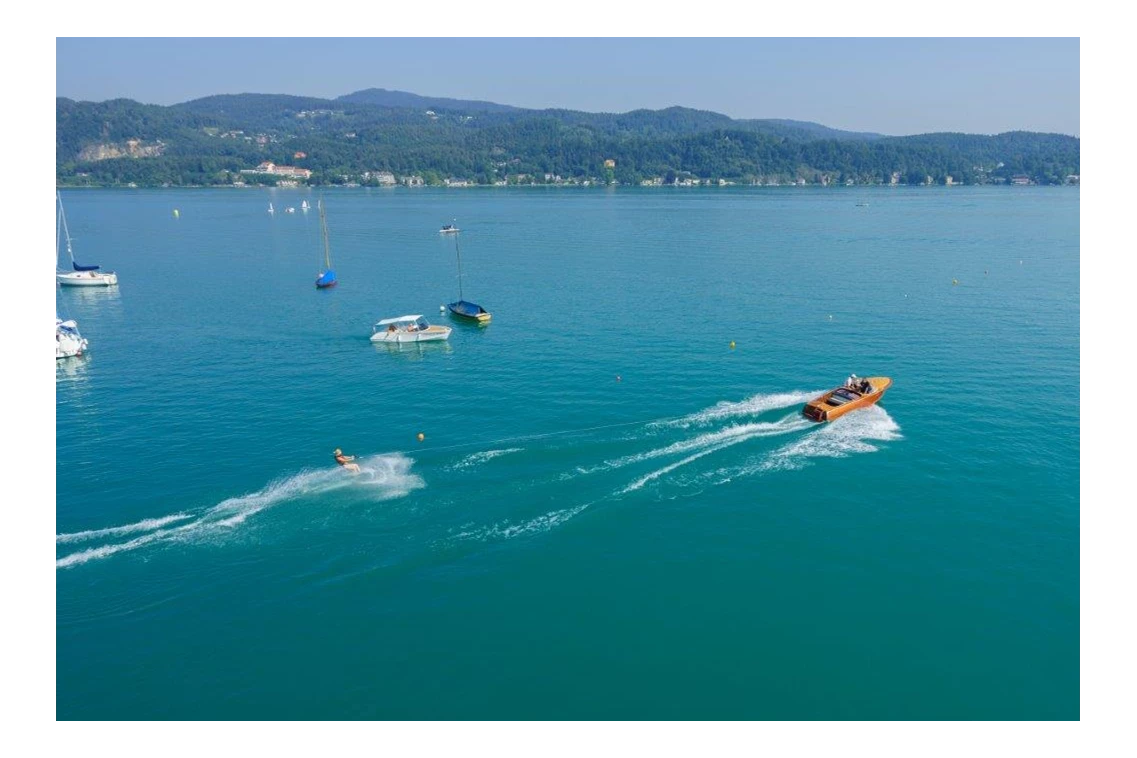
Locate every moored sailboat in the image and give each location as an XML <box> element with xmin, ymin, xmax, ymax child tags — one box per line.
<box><xmin>446</xmin><ymin>230</ymin><xmax>491</xmax><ymax>323</ymax></box>
<box><xmin>56</xmin><ymin>192</ymin><xmax>117</xmax><ymax>287</ymax></box>
<box><xmin>315</xmin><ymin>200</ymin><xmax>337</xmax><ymax>289</ymax></box>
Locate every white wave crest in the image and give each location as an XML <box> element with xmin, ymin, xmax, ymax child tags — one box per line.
<box><xmin>657</xmin><ymin>390</ymin><xmax>823</xmax><ymax>428</ymax></box>
<box><xmin>56</xmin><ymin>513</ymin><xmax>193</xmax><ymax>544</ymax></box>
<box><xmin>451</xmin><ymin>502</ymin><xmax>592</xmax><ymax>543</ymax></box>
<box><xmin>619</xmin><ymin>442</ymin><xmax>737</xmax><ymax>493</ymax></box>
<box><xmin>448</xmin><ymin>448</ymin><xmax>523</xmax><ymax>471</ymax></box>
<box><xmin>583</xmin><ymin>416</ymin><xmax>810</xmax><ymax>476</ymax></box>
<box><xmin>713</xmin><ymin>405</ymin><xmax>902</xmax><ymax>484</ymax></box>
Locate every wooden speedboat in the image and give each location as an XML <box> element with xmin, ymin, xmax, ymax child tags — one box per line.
<box><xmin>802</xmin><ymin>376</ymin><xmax>892</xmax><ymax>422</ymax></box>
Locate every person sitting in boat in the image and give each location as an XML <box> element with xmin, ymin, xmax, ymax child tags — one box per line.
<box><xmin>846</xmin><ymin>374</ymin><xmax>858</xmax><ymax>389</ymax></box>
<box><xmin>333</xmin><ymin>448</ymin><xmax>361</xmax><ymax>474</ymax></box>
<box><xmin>387</xmin><ymin>324</ymin><xmax>396</xmax><ymax>333</ymax></box>
<box><xmin>859</xmin><ymin>379</ymin><xmax>872</xmax><ymax>394</ymax></box>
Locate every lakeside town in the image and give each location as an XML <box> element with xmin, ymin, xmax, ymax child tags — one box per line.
<box><xmin>88</xmin><ymin>156</ymin><xmax>1078</xmax><ymax>190</ymax></box>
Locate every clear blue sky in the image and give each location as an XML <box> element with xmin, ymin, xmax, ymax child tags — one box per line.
<box><xmin>56</xmin><ymin>38</ymin><xmax>1079</xmax><ymax>136</ymax></box>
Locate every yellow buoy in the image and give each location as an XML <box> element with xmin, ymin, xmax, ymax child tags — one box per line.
<box><xmin>417</xmin><ymin>433</ymin><xmax>425</xmax><ymax>442</ymax></box>
<box><xmin>729</xmin><ymin>341</ymin><xmax>735</xmax><ymax>349</ymax></box>
<box><xmin>173</xmin><ymin>209</ymin><xmax>179</xmax><ymax>218</ymax></box>
<box><xmin>952</xmin><ymin>278</ymin><xmax>959</xmax><ymax>286</ymax></box>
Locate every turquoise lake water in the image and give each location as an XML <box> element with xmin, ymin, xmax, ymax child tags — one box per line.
<box><xmin>56</xmin><ymin>186</ymin><xmax>1078</xmax><ymax>719</ymax></box>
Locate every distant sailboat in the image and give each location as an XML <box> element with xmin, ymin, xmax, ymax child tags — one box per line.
<box><xmin>301</xmin><ymin>200</ymin><xmax>310</xmax><ymax>213</ymax></box>
<box><xmin>315</xmin><ymin>200</ymin><xmax>337</xmax><ymax>289</ymax></box>
<box><xmin>56</xmin><ymin>192</ymin><xmax>118</xmax><ymax>287</ymax></box>
<box><xmin>268</xmin><ymin>202</ymin><xmax>275</xmax><ymax>215</ymax></box>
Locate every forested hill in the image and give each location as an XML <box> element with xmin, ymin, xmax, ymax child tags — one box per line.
<box><xmin>56</xmin><ymin>91</ymin><xmax>1079</xmax><ymax>187</ymax></box>
<box><xmin>336</xmin><ymin>88</ymin><xmax>523</xmax><ymax>114</ymax></box>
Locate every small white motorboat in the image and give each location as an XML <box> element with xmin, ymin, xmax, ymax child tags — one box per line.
<box><xmin>285</xmin><ymin>206</ymin><xmax>296</xmax><ymax>214</ymax></box>
<box><xmin>371</xmin><ymin>315</ymin><xmax>452</xmax><ymax>343</ymax></box>
<box><xmin>57</xmin><ymin>318</ymin><xmax>88</xmax><ymax>357</ymax></box>
<box><xmin>439</xmin><ymin>219</ymin><xmax>460</xmax><ymax>234</ymax></box>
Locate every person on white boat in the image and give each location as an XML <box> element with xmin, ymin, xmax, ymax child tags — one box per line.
<box><xmin>333</xmin><ymin>448</ymin><xmax>361</xmax><ymax>474</ymax></box>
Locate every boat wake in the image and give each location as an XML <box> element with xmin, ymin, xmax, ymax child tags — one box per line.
<box><xmin>58</xmin><ymin>392</ymin><xmax>901</xmax><ymax>566</ymax></box>
<box><xmin>653</xmin><ymin>390</ymin><xmax>823</xmax><ymax>429</ymax></box>
<box><xmin>449</xmin><ymin>501</ymin><xmax>594</xmax><ymax>543</ymax></box>
<box><xmin>55</xmin><ymin>513</ymin><xmax>194</xmax><ymax>545</ymax></box>
<box><xmin>583</xmin><ymin>417</ymin><xmax>812</xmax><ymax>477</ymax></box>
<box><xmin>56</xmin><ymin>454</ymin><xmax>423</xmax><ymax>569</ymax></box>
<box><xmin>703</xmin><ymin>404</ymin><xmax>902</xmax><ymax>486</ymax></box>
<box><xmin>449</xmin><ymin>390</ymin><xmax>902</xmax><ymax>545</ymax></box>
<box><xmin>447</xmin><ymin>448</ymin><xmax>524</xmax><ymax>471</ymax></box>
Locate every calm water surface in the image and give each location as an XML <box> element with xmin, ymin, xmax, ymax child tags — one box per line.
<box><xmin>57</xmin><ymin>186</ymin><xmax>1078</xmax><ymax>719</ymax></box>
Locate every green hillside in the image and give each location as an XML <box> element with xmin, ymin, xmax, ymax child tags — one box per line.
<box><xmin>56</xmin><ymin>92</ymin><xmax>1079</xmax><ymax>187</ymax></box>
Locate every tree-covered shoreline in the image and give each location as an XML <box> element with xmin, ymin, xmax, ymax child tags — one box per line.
<box><xmin>56</xmin><ymin>91</ymin><xmax>1080</xmax><ymax>188</ymax></box>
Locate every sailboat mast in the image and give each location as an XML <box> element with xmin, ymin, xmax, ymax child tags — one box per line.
<box><xmin>56</xmin><ymin>197</ymin><xmax>62</xmax><ymax>268</ymax></box>
<box><xmin>319</xmin><ymin>200</ymin><xmax>331</xmax><ymax>269</ymax></box>
<box><xmin>58</xmin><ymin>192</ymin><xmax>75</xmax><ymax>261</ymax></box>
<box><xmin>454</xmin><ymin>228</ymin><xmax>464</xmax><ymax>301</ymax></box>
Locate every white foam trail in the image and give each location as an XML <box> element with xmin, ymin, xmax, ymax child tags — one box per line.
<box><xmin>448</xmin><ymin>448</ymin><xmax>523</xmax><ymax>471</ymax></box>
<box><xmin>56</xmin><ymin>513</ymin><xmax>193</xmax><ymax>544</ymax></box>
<box><xmin>713</xmin><ymin>405</ymin><xmax>902</xmax><ymax>483</ymax></box>
<box><xmin>452</xmin><ymin>502</ymin><xmax>593</xmax><ymax>543</ymax></box>
<box><xmin>56</xmin><ymin>529</ymin><xmax>177</xmax><ymax>568</ymax></box>
<box><xmin>351</xmin><ymin>454</ymin><xmax>426</xmax><ymax>498</ymax></box>
<box><xmin>656</xmin><ymin>390</ymin><xmax>822</xmax><ymax>429</ymax></box>
<box><xmin>619</xmin><ymin>439</ymin><xmax>743</xmax><ymax>493</ymax></box>
<box><xmin>57</xmin><ymin>454</ymin><xmax>423</xmax><ymax>569</ymax></box>
<box><xmin>582</xmin><ymin>417</ymin><xmax>810</xmax><ymax>476</ymax></box>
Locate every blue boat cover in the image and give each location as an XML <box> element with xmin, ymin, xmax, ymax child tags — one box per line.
<box><xmin>72</xmin><ymin>262</ymin><xmax>101</xmax><ymax>271</ymax></box>
<box><xmin>449</xmin><ymin>300</ymin><xmax>485</xmax><ymax>316</ymax></box>
<box><xmin>316</xmin><ymin>269</ymin><xmax>337</xmax><ymax>288</ymax></box>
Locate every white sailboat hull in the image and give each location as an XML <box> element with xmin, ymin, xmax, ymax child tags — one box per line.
<box><xmin>57</xmin><ymin>271</ymin><xmax>118</xmax><ymax>287</ymax></box>
<box><xmin>370</xmin><ymin>326</ymin><xmax>452</xmax><ymax>343</ymax></box>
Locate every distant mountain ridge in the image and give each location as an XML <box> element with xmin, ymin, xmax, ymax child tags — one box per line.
<box><xmin>332</xmin><ymin>89</ymin><xmax>885</xmax><ymax>140</ymax></box>
<box><xmin>335</xmin><ymin>87</ymin><xmax>523</xmax><ymax>114</ymax></box>
<box><xmin>56</xmin><ymin>89</ymin><xmax>1079</xmax><ymax>188</ymax></box>
<box><xmin>168</xmin><ymin>90</ymin><xmax>888</xmax><ymax>145</ymax></box>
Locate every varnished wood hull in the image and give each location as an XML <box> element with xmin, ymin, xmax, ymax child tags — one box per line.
<box><xmin>802</xmin><ymin>376</ymin><xmax>892</xmax><ymax>422</ymax></box>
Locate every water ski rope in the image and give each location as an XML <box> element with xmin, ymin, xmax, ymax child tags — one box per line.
<box><xmin>391</xmin><ymin>415</ymin><xmax>690</xmax><ymax>457</ymax></box>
